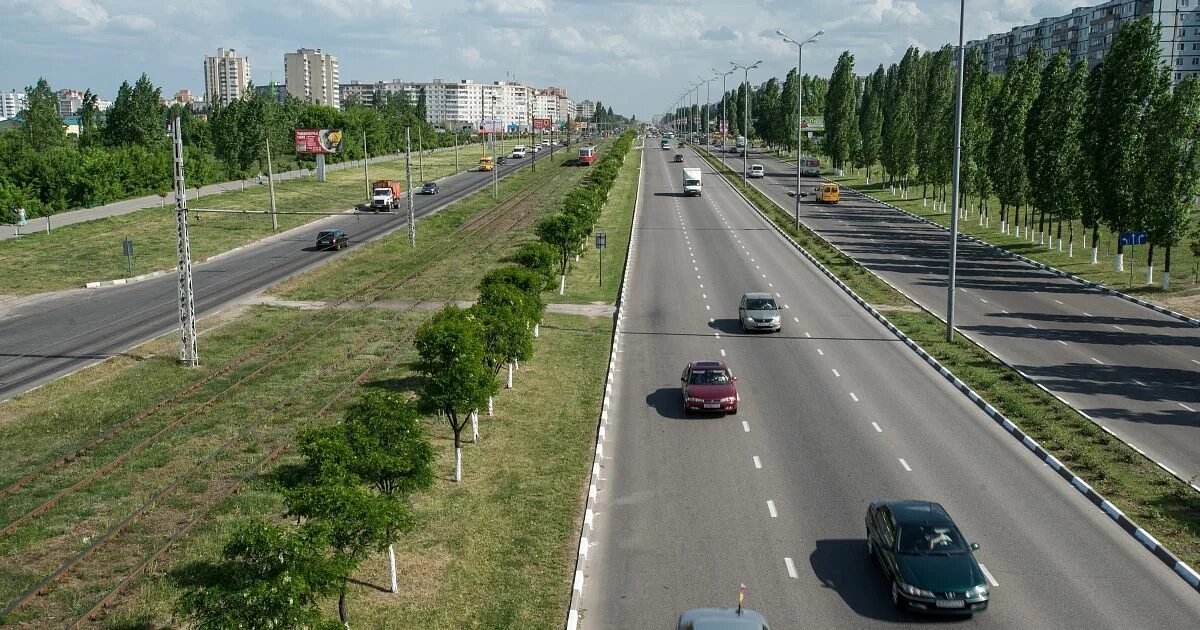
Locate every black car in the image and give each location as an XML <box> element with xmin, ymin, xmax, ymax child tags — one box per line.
<box><xmin>496</xmin><ymin>156</ymin><xmax>508</xmax><ymax>165</ymax></box>
<box><xmin>420</xmin><ymin>182</ymin><xmax>439</xmax><ymax>195</ymax></box>
<box><xmin>865</xmin><ymin>500</ymin><xmax>990</xmax><ymax>615</ymax></box>
<box><xmin>315</xmin><ymin>229</ymin><xmax>349</xmax><ymax>251</ymax></box>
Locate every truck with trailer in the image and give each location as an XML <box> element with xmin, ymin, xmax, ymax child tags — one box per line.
<box><xmin>371</xmin><ymin>180</ymin><xmax>403</xmax><ymax>211</ymax></box>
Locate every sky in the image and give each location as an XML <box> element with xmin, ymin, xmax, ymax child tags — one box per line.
<box><xmin>0</xmin><ymin>0</ymin><xmax>1095</xmax><ymax>120</ymax></box>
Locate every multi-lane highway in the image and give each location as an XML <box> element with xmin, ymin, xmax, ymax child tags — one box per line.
<box><xmin>0</xmin><ymin>150</ymin><xmax>563</xmax><ymax>402</ymax></box>
<box><xmin>578</xmin><ymin>143</ymin><xmax>1200</xmax><ymax>627</ymax></box>
<box><xmin>711</xmin><ymin>148</ymin><xmax>1200</xmax><ymax>483</ymax></box>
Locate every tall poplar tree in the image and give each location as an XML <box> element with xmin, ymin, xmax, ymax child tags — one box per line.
<box><xmin>1141</xmin><ymin>73</ymin><xmax>1200</xmax><ymax>287</ymax></box>
<box><xmin>824</xmin><ymin>51</ymin><xmax>857</xmax><ymax>169</ymax></box>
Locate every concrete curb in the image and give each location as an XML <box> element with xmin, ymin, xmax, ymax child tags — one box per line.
<box><xmin>565</xmin><ymin>140</ymin><xmax>642</xmax><ymax>630</ymax></box>
<box><xmin>838</xmin><ymin>184</ymin><xmax>1200</xmax><ymax>327</ymax></box>
<box><xmin>706</xmin><ymin>150</ymin><xmax>1200</xmax><ymax>596</ymax></box>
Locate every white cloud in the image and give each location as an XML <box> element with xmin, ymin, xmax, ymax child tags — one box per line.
<box><xmin>461</xmin><ymin>45</ymin><xmax>485</xmax><ymax>68</ymax></box>
<box><xmin>305</xmin><ymin>0</ymin><xmax>414</xmax><ymax>19</ymax></box>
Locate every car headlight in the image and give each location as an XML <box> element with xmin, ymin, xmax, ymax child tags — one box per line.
<box><xmin>965</xmin><ymin>584</ymin><xmax>989</xmax><ymax>598</ymax></box>
<box><xmin>898</xmin><ymin>582</ymin><xmax>934</xmax><ymax>598</ymax></box>
<box><xmin>720</xmin><ymin>396</ymin><xmax>736</xmax><ymax>403</ymax></box>
<box><xmin>686</xmin><ymin>397</ymin><xmax>703</xmax><ymax>403</ymax></box>
<box><xmin>771</xmin><ymin>315</ymin><xmax>781</xmax><ymax>322</ymax></box>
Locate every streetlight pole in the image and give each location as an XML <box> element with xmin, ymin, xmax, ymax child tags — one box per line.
<box><xmin>731</xmin><ymin>60</ymin><xmax>762</xmax><ymax>183</ymax></box>
<box><xmin>701</xmin><ymin>74</ymin><xmax>712</xmax><ymax>143</ymax></box>
<box><xmin>947</xmin><ymin>0</ymin><xmax>966</xmax><ymax>342</ymax></box>
<box><xmin>714</xmin><ymin>68</ymin><xmax>733</xmax><ymax>156</ymax></box>
<box><xmin>779</xmin><ymin>29</ymin><xmax>822</xmax><ymax>230</ymax></box>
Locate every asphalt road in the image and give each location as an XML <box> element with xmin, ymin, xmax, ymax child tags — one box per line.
<box><xmin>0</xmin><ymin>146</ymin><xmax>568</xmax><ymax>402</ymax></box>
<box><xmin>710</xmin><ymin>147</ymin><xmax>1200</xmax><ymax>483</ymax></box>
<box><xmin>578</xmin><ymin>144</ymin><xmax>1200</xmax><ymax>628</ymax></box>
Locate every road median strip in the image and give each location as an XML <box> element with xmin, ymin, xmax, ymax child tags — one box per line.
<box><xmin>697</xmin><ymin>145</ymin><xmax>1200</xmax><ymax>593</ymax></box>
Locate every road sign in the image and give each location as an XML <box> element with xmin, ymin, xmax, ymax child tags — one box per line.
<box><xmin>122</xmin><ymin>237</ymin><xmax>134</xmax><ymax>276</ymax></box>
<box><xmin>1119</xmin><ymin>231</ymin><xmax>1148</xmax><ymax>246</ymax></box>
<box><xmin>595</xmin><ymin>232</ymin><xmax>607</xmax><ymax>249</ymax></box>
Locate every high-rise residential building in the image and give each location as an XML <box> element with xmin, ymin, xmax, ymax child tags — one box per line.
<box><xmin>969</xmin><ymin>0</ymin><xmax>1200</xmax><ymax>84</ymax></box>
<box><xmin>285</xmin><ymin>48</ymin><xmax>340</xmax><ymax>109</ymax></box>
<box><xmin>0</xmin><ymin>90</ymin><xmax>27</xmax><ymax>119</ymax></box>
<box><xmin>338</xmin><ymin>78</ymin><xmax>548</xmax><ymax>131</ymax></box>
<box><xmin>56</xmin><ymin>88</ymin><xmax>83</xmax><ymax>117</ymax></box>
<box><xmin>203</xmin><ymin>48</ymin><xmax>252</xmax><ymax>107</ymax></box>
<box><xmin>576</xmin><ymin>99</ymin><xmax>596</xmax><ymax>121</ymax></box>
<box><xmin>254</xmin><ymin>82</ymin><xmax>288</xmax><ymax>104</ymax></box>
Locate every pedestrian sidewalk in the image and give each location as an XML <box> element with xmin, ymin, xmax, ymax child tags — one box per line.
<box><xmin>0</xmin><ymin>144</ymin><xmax>470</xmax><ymax>241</ymax></box>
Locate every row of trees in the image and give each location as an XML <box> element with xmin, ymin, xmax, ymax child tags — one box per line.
<box><xmin>171</xmin><ymin>132</ymin><xmax>639</xmax><ymax>627</ymax></box>
<box><xmin>817</xmin><ymin>17</ymin><xmax>1200</xmax><ymax>282</ymax></box>
<box><xmin>669</xmin><ymin>74</ymin><xmax>828</xmax><ymax>153</ymax></box>
<box><xmin>1</xmin><ymin>75</ymin><xmax>467</xmax><ymax>219</ymax></box>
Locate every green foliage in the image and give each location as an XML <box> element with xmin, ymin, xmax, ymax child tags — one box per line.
<box><xmin>103</xmin><ymin>74</ymin><xmax>166</xmax><ymax>148</ymax></box>
<box><xmin>1141</xmin><ymin>74</ymin><xmax>1200</xmax><ymax>259</ymax></box>
<box><xmin>824</xmin><ymin>51</ymin><xmax>857</xmax><ymax>169</ymax></box>
<box><xmin>339</xmin><ymin>391</ymin><xmax>436</xmax><ymax>496</ymax></box>
<box><xmin>536</xmin><ymin>213</ymin><xmax>582</xmax><ymax>275</ymax></box>
<box><xmin>858</xmin><ymin>66</ymin><xmax>886</xmax><ymax>176</ymax></box>
<box><xmin>513</xmin><ymin>242</ymin><xmax>558</xmax><ymax>290</ymax></box>
<box><xmin>414</xmin><ymin>306</ymin><xmax>498</xmax><ymax>450</ymax></box>
<box><xmin>21</xmin><ymin>78</ymin><xmax>64</xmax><ymax>152</ymax></box>
<box><xmin>174</xmin><ymin>519</ymin><xmax>348</xmax><ymax>629</ymax></box>
<box><xmin>473</xmin><ymin>282</ymin><xmax>537</xmax><ymax>376</ymax></box>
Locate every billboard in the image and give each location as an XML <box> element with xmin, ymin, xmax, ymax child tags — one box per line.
<box><xmin>533</xmin><ymin>117</ymin><xmax>552</xmax><ymax>130</ymax></box>
<box><xmin>479</xmin><ymin>117</ymin><xmax>504</xmax><ymax>133</ymax></box>
<box><xmin>295</xmin><ymin>129</ymin><xmax>344</xmax><ymax>154</ymax></box>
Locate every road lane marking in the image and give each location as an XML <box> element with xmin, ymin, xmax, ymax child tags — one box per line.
<box><xmin>720</xmin><ymin>349</ymin><xmax>726</xmax><ymax>357</ymax></box>
<box><xmin>768</xmin><ymin>282</ymin><xmax>774</xmax><ymax>288</ymax></box>
<box><xmin>872</xmin><ymin>422</ymin><xmax>883</xmax><ymax>433</ymax></box>
<box><xmin>1001</xmin><ymin>309</ymin><xmax>1009</xmax><ymax>314</ymax></box>
<box><xmin>1133</xmin><ymin>379</ymin><xmax>1146</xmax><ymax>386</ymax></box>
<box><xmin>706</xmin><ymin>305</ymin><xmax>711</xmax><ymax>311</ymax></box>
<box><xmin>1090</xmin><ymin>357</ymin><xmax>1103</xmax><ymax>364</ymax></box>
<box><xmin>899</xmin><ymin>458</ymin><xmax>912</xmax><ymax>472</ymax></box>
<box><xmin>755</xmin><ymin>265</ymin><xmax>761</xmax><ymax>270</ymax></box>
<box><xmin>1083</xmin><ymin>312</ymin><xmax>1092</xmax><ymax>317</ymax></box>
<box><xmin>817</xmin><ymin>349</ymin><xmax>824</xmax><ymax>356</ymax></box>
<box><xmin>702</xmin><ymin>294</ymin><xmax>707</xmax><ymax>299</ymax></box>
<box><xmin>1027</xmin><ymin>324</ymin><xmax>1037</xmax><ymax>329</ymax></box>
<box><xmin>979</xmin><ymin>564</ymin><xmax>999</xmax><ymax>587</ymax></box>
<box><xmin>1182</xmin><ymin>403</ymin><xmax>1197</xmax><ymax>412</ymax></box>
<box><xmin>850</xmin><ymin>392</ymin><xmax>860</xmax><ymax>402</ymax></box>
<box><xmin>762</xmin><ymin>273</ymin><xmax>767</xmax><ymax>278</ymax></box>
<box><xmin>1113</xmin><ymin>325</ymin><xmax>1125</xmax><ymax>331</ymax></box>
<box><xmin>742</xmin><ymin>421</ymin><xmax>750</xmax><ymax>433</ymax></box>
<box><xmin>753</xmin><ymin>456</ymin><xmax>762</xmax><ymax>469</ymax></box>
<box><xmin>794</xmin><ymin>317</ymin><xmax>800</xmax><ymax>323</ymax></box>
<box><xmin>980</xmin><ymin>298</ymin><xmax>988</xmax><ymax>304</ymax></box>
<box><xmin>1192</xmin><ymin>359</ymin><xmax>1199</xmax><ymax>365</ymax></box>
<box><xmin>1054</xmin><ymin>299</ymin><xmax>1064</xmax><ymax>305</ymax></box>
<box><xmin>767</xmin><ymin>500</ymin><xmax>778</xmax><ymax>518</ymax></box>
<box><xmin>1057</xmin><ymin>340</ymin><xmax>1068</xmax><ymax>346</ymax></box>
<box><xmin>785</xmin><ymin>304</ymin><xmax>791</xmax><ymax>309</ymax></box>
<box><xmin>785</xmin><ymin>557</ymin><xmax>798</xmax><ymax>579</ymax></box>
<box><xmin>832</xmin><ymin>369</ymin><xmax>840</xmax><ymax>377</ymax></box>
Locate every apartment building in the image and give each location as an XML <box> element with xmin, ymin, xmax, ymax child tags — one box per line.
<box><xmin>969</xmin><ymin>0</ymin><xmax>1200</xmax><ymax>83</ymax></box>
<box><xmin>0</xmin><ymin>90</ymin><xmax>26</xmax><ymax>119</ymax></box>
<box><xmin>576</xmin><ymin>99</ymin><xmax>596</xmax><ymax>121</ymax></box>
<box><xmin>338</xmin><ymin>78</ymin><xmax>559</xmax><ymax>131</ymax></box>
<box><xmin>284</xmin><ymin>48</ymin><xmax>340</xmax><ymax>109</ymax></box>
<box><xmin>56</xmin><ymin>89</ymin><xmax>83</xmax><ymax>117</ymax></box>
<box><xmin>203</xmin><ymin>48</ymin><xmax>252</xmax><ymax>107</ymax></box>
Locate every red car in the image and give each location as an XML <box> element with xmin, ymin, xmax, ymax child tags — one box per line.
<box><xmin>681</xmin><ymin>360</ymin><xmax>739</xmax><ymax>414</ymax></box>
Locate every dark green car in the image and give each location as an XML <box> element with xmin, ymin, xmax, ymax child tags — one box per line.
<box><xmin>865</xmin><ymin>500</ymin><xmax>990</xmax><ymax>615</ymax></box>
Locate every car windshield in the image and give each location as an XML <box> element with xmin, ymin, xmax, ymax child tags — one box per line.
<box><xmin>318</xmin><ymin>231</ymin><xmax>335</xmax><ymax>238</ymax></box>
<box><xmin>746</xmin><ymin>299</ymin><xmax>777</xmax><ymax>310</ymax></box>
<box><xmin>688</xmin><ymin>369</ymin><xmax>731</xmax><ymax>385</ymax></box>
<box><xmin>897</xmin><ymin>524</ymin><xmax>967</xmax><ymax>554</ymax></box>
<box><xmin>423</xmin><ymin>183</ymin><xmax>435</xmax><ymax>188</ymax></box>
<box><xmin>373</xmin><ymin>188</ymin><xmax>390</xmax><ymax>195</ymax></box>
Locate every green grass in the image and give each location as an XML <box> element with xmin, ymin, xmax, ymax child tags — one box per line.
<box><xmin>699</xmin><ymin>149</ymin><xmax>1200</xmax><ymax>568</ymax></box>
<box><xmin>0</xmin><ymin>139</ymin><xmax>529</xmax><ymax>296</ymax></box>
<box><xmin>559</xmin><ymin>142</ymin><xmax>641</xmax><ymax>304</ymax></box>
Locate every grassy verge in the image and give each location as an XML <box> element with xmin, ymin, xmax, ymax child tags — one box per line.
<box><xmin>0</xmin><ymin>140</ymin><xmax>529</xmax><ymax>296</ymax></box>
<box><xmin>699</xmin><ymin>149</ymin><xmax>1200</xmax><ymax>568</ymax></box>
<box><xmin>559</xmin><ymin>142</ymin><xmax>641</xmax><ymax>304</ymax></box>
<box><xmin>273</xmin><ymin>145</ymin><xmax>594</xmax><ymax>303</ymax></box>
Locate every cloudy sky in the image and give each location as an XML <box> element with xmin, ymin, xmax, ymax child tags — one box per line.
<box><xmin>1</xmin><ymin>0</ymin><xmax>1093</xmax><ymax>119</ymax></box>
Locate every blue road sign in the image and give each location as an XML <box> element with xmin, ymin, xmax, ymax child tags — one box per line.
<box><xmin>1118</xmin><ymin>231</ymin><xmax>1148</xmax><ymax>246</ymax></box>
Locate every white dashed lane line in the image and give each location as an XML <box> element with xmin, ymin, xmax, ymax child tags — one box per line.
<box><xmin>767</xmin><ymin>500</ymin><xmax>778</xmax><ymax>518</ymax></box>
<box><xmin>1054</xmin><ymin>299</ymin><xmax>1064</xmax><ymax>305</ymax></box>
<box><xmin>1057</xmin><ymin>340</ymin><xmax>1068</xmax><ymax>346</ymax></box>
<box><xmin>742</xmin><ymin>421</ymin><xmax>751</xmax><ymax>433</ymax></box>
<box><xmin>1091</xmin><ymin>357</ymin><xmax>1103</xmax><ymax>364</ymax></box>
<box><xmin>899</xmin><ymin>458</ymin><xmax>912</xmax><ymax>472</ymax></box>
<box><xmin>980</xmin><ymin>298</ymin><xmax>988</xmax><ymax>304</ymax></box>
<box><xmin>1191</xmin><ymin>359</ymin><xmax>1199</xmax><ymax>365</ymax></box>
<box><xmin>1182</xmin><ymin>403</ymin><xmax>1197</xmax><ymax>412</ymax></box>
<box><xmin>979</xmin><ymin>564</ymin><xmax>1000</xmax><ymax>587</ymax></box>
<box><xmin>1114</xmin><ymin>325</ymin><xmax>1125</xmax><ymax>331</ymax></box>
<box><xmin>817</xmin><ymin>349</ymin><xmax>824</xmax><ymax>356</ymax></box>
<box><xmin>785</xmin><ymin>557</ymin><xmax>798</xmax><ymax>579</ymax></box>
<box><xmin>872</xmin><ymin>422</ymin><xmax>883</xmax><ymax>433</ymax></box>
<box><xmin>753</xmin><ymin>456</ymin><xmax>762</xmax><ymax>469</ymax></box>
<box><xmin>850</xmin><ymin>392</ymin><xmax>860</xmax><ymax>402</ymax></box>
<box><xmin>793</xmin><ymin>317</ymin><xmax>800</xmax><ymax>323</ymax></box>
<box><xmin>832</xmin><ymin>369</ymin><xmax>840</xmax><ymax>377</ymax></box>
<box><xmin>720</xmin><ymin>349</ymin><xmax>726</xmax><ymax>357</ymax></box>
<box><xmin>1083</xmin><ymin>312</ymin><xmax>1092</xmax><ymax>317</ymax></box>
<box><xmin>1027</xmin><ymin>324</ymin><xmax>1037</xmax><ymax>329</ymax></box>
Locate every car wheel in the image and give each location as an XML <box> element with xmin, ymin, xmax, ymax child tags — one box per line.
<box><xmin>891</xmin><ymin>582</ymin><xmax>904</xmax><ymax>611</ymax></box>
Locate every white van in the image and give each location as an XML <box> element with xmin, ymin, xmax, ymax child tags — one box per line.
<box><xmin>511</xmin><ymin>145</ymin><xmax>527</xmax><ymax>159</ymax></box>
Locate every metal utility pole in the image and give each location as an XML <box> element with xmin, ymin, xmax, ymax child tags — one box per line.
<box><xmin>731</xmin><ymin>60</ymin><xmax>762</xmax><ymax>183</ymax></box>
<box><xmin>946</xmin><ymin>0</ymin><xmax>966</xmax><ymax>342</ymax></box>
<box><xmin>172</xmin><ymin>116</ymin><xmax>198</xmax><ymax>367</ymax></box>
<box><xmin>454</xmin><ymin>131</ymin><xmax>459</xmax><ymax>171</ymax></box>
<box><xmin>779</xmin><ymin>29</ymin><xmax>822</xmax><ymax>230</ymax></box>
<box><xmin>264</xmin><ymin>129</ymin><xmax>278</xmax><ymax>232</ymax></box>
<box><xmin>492</xmin><ymin>95</ymin><xmax>499</xmax><ymax>198</ymax></box>
<box><xmin>418</xmin><ymin>126</ymin><xmax>424</xmax><ymax>181</ymax></box>
<box><xmin>362</xmin><ymin>131</ymin><xmax>370</xmax><ymax>201</ymax></box>
<box><xmin>406</xmin><ymin>127</ymin><xmax>415</xmax><ymax>246</ymax></box>
<box><xmin>714</xmin><ymin>68</ymin><xmax>732</xmax><ymax>155</ymax></box>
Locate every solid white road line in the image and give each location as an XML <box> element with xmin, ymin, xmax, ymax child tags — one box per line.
<box><xmin>742</xmin><ymin>421</ymin><xmax>751</xmax><ymax>433</ymax></box>
<box><xmin>1181</xmin><ymin>403</ymin><xmax>1197</xmax><ymax>412</ymax></box>
<box><xmin>979</xmin><ymin>563</ymin><xmax>1000</xmax><ymax>587</ymax></box>
<box><xmin>850</xmin><ymin>392</ymin><xmax>860</xmax><ymax>402</ymax></box>
<box><xmin>785</xmin><ymin>557</ymin><xmax>798</xmax><ymax>579</ymax></box>
<box><xmin>753</xmin><ymin>455</ymin><xmax>762</xmax><ymax>469</ymax></box>
<box><xmin>832</xmin><ymin>369</ymin><xmax>840</xmax><ymax>377</ymax></box>
<box><xmin>872</xmin><ymin>422</ymin><xmax>883</xmax><ymax>433</ymax></box>
<box><xmin>767</xmin><ymin>500</ymin><xmax>778</xmax><ymax>518</ymax></box>
<box><xmin>899</xmin><ymin>458</ymin><xmax>912</xmax><ymax>472</ymax></box>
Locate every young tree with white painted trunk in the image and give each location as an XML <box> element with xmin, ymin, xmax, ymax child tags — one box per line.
<box><xmin>1140</xmin><ymin>74</ymin><xmax>1200</xmax><ymax>290</ymax></box>
<box><xmin>414</xmin><ymin>305</ymin><xmax>498</xmax><ymax>482</ymax></box>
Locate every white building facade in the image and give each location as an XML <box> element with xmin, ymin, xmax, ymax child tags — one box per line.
<box><xmin>285</xmin><ymin>48</ymin><xmax>340</xmax><ymax>109</ymax></box>
<box><xmin>0</xmin><ymin>90</ymin><xmax>26</xmax><ymax>119</ymax></box>
<box><xmin>203</xmin><ymin>48</ymin><xmax>252</xmax><ymax>107</ymax></box>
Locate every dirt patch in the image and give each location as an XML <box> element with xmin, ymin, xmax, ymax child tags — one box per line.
<box><xmin>1154</xmin><ymin>286</ymin><xmax>1200</xmax><ymax>321</ymax></box>
<box><xmin>873</xmin><ymin>303</ymin><xmax>923</xmax><ymax>314</ymax></box>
